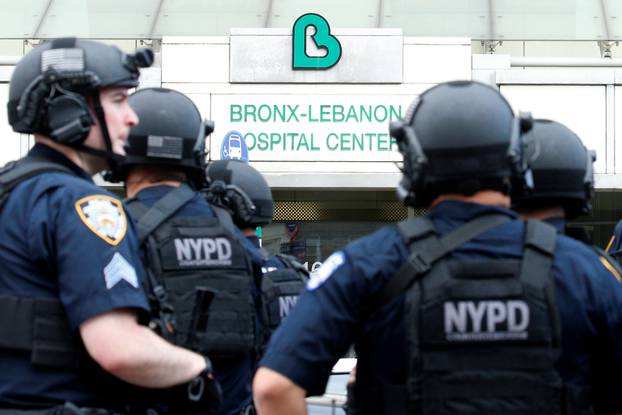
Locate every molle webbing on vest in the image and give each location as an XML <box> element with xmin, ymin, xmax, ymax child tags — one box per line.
<box><xmin>0</xmin><ymin>295</ymin><xmax>80</xmax><ymax>368</ymax></box>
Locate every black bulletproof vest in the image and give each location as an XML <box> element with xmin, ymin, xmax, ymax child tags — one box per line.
<box><xmin>0</xmin><ymin>158</ymin><xmax>83</xmax><ymax>369</ymax></box>
<box><xmin>357</xmin><ymin>214</ymin><xmax>590</xmax><ymax>415</ymax></box>
<box><xmin>127</xmin><ymin>185</ymin><xmax>257</xmax><ymax>357</ymax></box>
<box><xmin>260</xmin><ymin>254</ymin><xmax>308</xmax><ymax>338</ymax></box>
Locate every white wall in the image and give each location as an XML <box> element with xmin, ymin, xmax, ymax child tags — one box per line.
<box><xmin>5</xmin><ymin>35</ymin><xmax>621</xmax><ymax>189</ymax></box>
<box><xmin>500</xmin><ymin>85</ymin><xmax>607</xmax><ymax>173</ymax></box>
<box><xmin>161</xmin><ymin>35</ymin><xmax>472</xmax><ymax>189</ymax></box>
<box><xmin>473</xmin><ymin>55</ymin><xmax>622</xmax><ymax>189</ymax></box>
<box><xmin>0</xmin><ymin>83</ymin><xmax>26</xmax><ymax>166</ymax></box>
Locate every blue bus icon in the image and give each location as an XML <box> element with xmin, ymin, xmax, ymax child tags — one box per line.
<box><xmin>221</xmin><ymin>130</ymin><xmax>249</xmax><ymax>161</ymax></box>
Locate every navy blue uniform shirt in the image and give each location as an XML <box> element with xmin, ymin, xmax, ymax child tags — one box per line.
<box><xmin>544</xmin><ymin>216</ymin><xmax>622</xmax><ymax>412</ymax></box>
<box><xmin>132</xmin><ymin>185</ymin><xmax>263</xmax><ymax>415</ymax></box>
<box><xmin>606</xmin><ymin>219</ymin><xmax>622</xmax><ymax>257</ymax></box>
<box><xmin>0</xmin><ymin>144</ymin><xmax>149</xmax><ymax>409</ymax></box>
<box><xmin>260</xmin><ymin>201</ymin><xmax>622</xmax><ymax>409</ymax></box>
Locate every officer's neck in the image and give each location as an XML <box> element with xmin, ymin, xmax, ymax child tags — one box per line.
<box><xmin>125</xmin><ymin>178</ymin><xmax>182</xmax><ymax>198</ymax></box>
<box><xmin>34</xmin><ymin>136</ymin><xmax>103</xmax><ymax>176</ymax></box>
<box><xmin>517</xmin><ymin>206</ymin><xmax>565</xmax><ymax>221</ymax></box>
<box><xmin>430</xmin><ymin>190</ymin><xmax>511</xmax><ymax>208</ymax></box>
<box><xmin>125</xmin><ymin>166</ymin><xmax>187</xmax><ymax>198</ymax></box>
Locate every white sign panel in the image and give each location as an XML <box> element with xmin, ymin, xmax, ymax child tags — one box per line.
<box><xmin>229</xmin><ymin>29</ymin><xmax>403</xmax><ymax>84</ymax></box>
<box><xmin>210</xmin><ymin>94</ymin><xmax>416</xmax><ymax>162</ymax></box>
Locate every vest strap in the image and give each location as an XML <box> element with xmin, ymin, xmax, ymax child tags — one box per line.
<box><xmin>369</xmin><ymin>213</ymin><xmax>512</xmax><ymax>311</ymax></box>
<box><xmin>0</xmin><ymin>157</ymin><xmax>74</xmax><ymax>209</ymax></box>
<box><xmin>130</xmin><ymin>183</ymin><xmax>196</xmax><ymax>245</ymax></box>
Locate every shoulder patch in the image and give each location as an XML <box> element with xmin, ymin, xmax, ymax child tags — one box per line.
<box><xmin>307</xmin><ymin>251</ymin><xmax>345</xmax><ymax>290</ymax></box>
<box><xmin>75</xmin><ymin>195</ymin><xmax>127</xmax><ymax>246</ymax></box>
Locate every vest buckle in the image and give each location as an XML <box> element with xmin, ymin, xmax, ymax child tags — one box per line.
<box><xmin>408</xmin><ymin>252</ymin><xmax>431</xmax><ymax>274</ymax></box>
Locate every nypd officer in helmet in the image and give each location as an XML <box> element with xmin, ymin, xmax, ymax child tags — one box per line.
<box><xmin>108</xmin><ymin>87</ymin><xmax>261</xmax><ymax>415</ymax></box>
<box><xmin>205</xmin><ymin>160</ymin><xmax>308</xmax><ymax>347</ymax></box>
<box><xmin>513</xmin><ymin>119</ymin><xmax>601</xmax><ymax>246</ymax></box>
<box><xmin>513</xmin><ymin>119</ymin><xmax>622</xmax><ymax>413</ymax></box>
<box><xmin>0</xmin><ymin>39</ymin><xmax>219</xmax><ymax>413</ymax></box>
<box><xmin>253</xmin><ymin>80</ymin><xmax>622</xmax><ymax>414</ymax></box>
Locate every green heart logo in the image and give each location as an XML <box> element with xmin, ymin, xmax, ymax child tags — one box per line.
<box><xmin>292</xmin><ymin>13</ymin><xmax>342</xmax><ymax>70</ymax></box>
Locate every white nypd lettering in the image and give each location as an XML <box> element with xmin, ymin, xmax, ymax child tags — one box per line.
<box><xmin>444</xmin><ymin>300</ymin><xmax>530</xmax><ymax>341</ymax></box>
<box><xmin>278</xmin><ymin>295</ymin><xmax>299</xmax><ymax>318</ymax></box>
<box><xmin>174</xmin><ymin>237</ymin><xmax>233</xmax><ymax>266</ymax></box>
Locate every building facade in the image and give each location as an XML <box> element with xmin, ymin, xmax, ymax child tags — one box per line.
<box><xmin>2</xmin><ymin>2</ymin><xmax>622</xmax><ymax>268</ymax></box>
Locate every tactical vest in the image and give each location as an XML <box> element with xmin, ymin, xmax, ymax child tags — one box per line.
<box><xmin>356</xmin><ymin>214</ymin><xmax>591</xmax><ymax>415</ymax></box>
<box><xmin>127</xmin><ymin>184</ymin><xmax>258</xmax><ymax>357</ymax></box>
<box><xmin>260</xmin><ymin>253</ymin><xmax>308</xmax><ymax>339</ymax></box>
<box><xmin>0</xmin><ymin>157</ymin><xmax>84</xmax><ymax>370</ymax></box>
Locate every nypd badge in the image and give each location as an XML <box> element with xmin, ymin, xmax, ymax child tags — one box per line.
<box><xmin>75</xmin><ymin>195</ymin><xmax>127</xmax><ymax>246</ymax></box>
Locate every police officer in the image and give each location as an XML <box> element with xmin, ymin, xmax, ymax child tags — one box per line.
<box><xmin>512</xmin><ymin>119</ymin><xmax>622</xmax><ymax>413</ymax></box>
<box><xmin>512</xmin><ymin>120</ymin><xmax>592</xmax><ymax>227</ymax></box>
<box><xmin>253</xmin><ymin>80</ymin><xmax>622</xmax><ymax>414</ymax></box>
<box><xmin>0</xmin><ymin>39</ymin><xmax>218</xmax><ymax>414</ymax></box>
<box><xmin>110</xmin><ymin>87</ymin><xmax>260</xmax><ymax>415</ymax></box>
<box><xmin>606</xmin><ymin>222</ymin><xmax>622</xmax><ymax>260</ymax></box>
<box><xmin>204</xmin><ymin>160</ymin><xmax>308</xmax><ymax>345</ymax></box>
<box><xmin>512</xmin><ymin>119</ymin><xmax>608</xmax><ymax>246</ymax></box>
<box><xmin>606</xmin><ymin>215</ymin><xmax>622</xmax><ymax>264</ymax></box>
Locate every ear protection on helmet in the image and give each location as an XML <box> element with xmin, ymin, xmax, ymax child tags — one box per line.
<box><xmin>47</xmin><ymin>92</ymin><xmax>95</xmax><ymax>145</ymax></box>
<box><xmin>225</xmin><ymin>184</ymin><xmax>257</xmax><ymax>227</ymax></box>
<box><xmin>205</xmin><ymin>179</ymin><xmax>257</xmax><ymax>228</ymax></box>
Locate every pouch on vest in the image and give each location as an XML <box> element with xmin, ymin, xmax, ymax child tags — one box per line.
<box><xmin>260</xmin><ymin>254</ymin><xmax>308</xmax><ymax>337</ymax></box>
<box><xmin>0</xmin><ymin>158</ymin><xmax>83</xmax><ymax>370</ymax></box>
<box><xmin>128</xmin><ymin>192</ymin><xmax>257</xmax><ymax>357</ymax></box>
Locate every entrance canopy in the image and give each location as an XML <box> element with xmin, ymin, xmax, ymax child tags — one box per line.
<box><xmin>1</xmin><ymin>0</ymin><xmax>620</xmax><ymax>41</ymax></box>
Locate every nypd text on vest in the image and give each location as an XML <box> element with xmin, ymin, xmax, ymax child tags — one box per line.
<box><xmin>444</xmin><ymin>300</ymin><xmax>530</xmax><ymax>341</ymax></box>
<box><xmin>278</xmin><ymin>295</ymin><xmax>299</xmax><ymax>319</ymax></box>
<box><xmin>174</xmin><ymin>237</ymin><xmax>233</xmax><ymax>266</ymax></box>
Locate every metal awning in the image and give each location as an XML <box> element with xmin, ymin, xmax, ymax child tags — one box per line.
<box><xmin>0</xmin><ymin>0</ymin><xmax>620</xmax><ymax>41</ymax></box>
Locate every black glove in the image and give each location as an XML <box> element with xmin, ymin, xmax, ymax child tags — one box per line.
<box><xmin>175</xmin><ymin>356</ymin><xmax>223</xmax><ymax>415</ymax></box>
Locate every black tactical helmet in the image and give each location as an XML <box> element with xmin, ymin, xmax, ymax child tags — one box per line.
<box><xmin>7</xmin><ymin>37</ymin><xmax>153</xmax><ymax>166</ymax></box>
<box><xmin>108</xmin><ymin>87</ymin><xmax>214</xmax><ymax>186</ymax></box>
<box><xmin>513</xmin><ymin>119</ymin><xmax>595</xmax><ymax>219</ymax></box>
<box><xmin>390</xmin><ymin>80</ymin><xmax>534</xmax><ymax>207</ymax></box>
<box><xmin>205</xmin><ymin>160</ymin><xmax>274</xmax><ymax>229</ymax></box>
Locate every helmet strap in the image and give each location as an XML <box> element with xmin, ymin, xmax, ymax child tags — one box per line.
<box><xmin>85</xmin><ymin>91</ymin><xmax>121</xmax><ymax>170</ymax></box>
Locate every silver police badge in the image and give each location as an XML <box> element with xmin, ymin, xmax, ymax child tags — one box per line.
<box><xmin>74</xmin><ymin>195</ymin><xmax>127</xmax><ymax>246</ymax></box>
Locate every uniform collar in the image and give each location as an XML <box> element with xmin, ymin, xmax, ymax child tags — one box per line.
<box><xmin>135</xmin><ymin>184</ymin><xmax>179</xmax><ymax>201</ymax></box>
<box><xmin>428</xmin><ymin>200</ymin><xmax>517</xmax><ymax>222</ymax></box>
<box><xmin>27</xmin><ymin>143</ymin><xmax>93</xmax><ymax>182</ymax></box>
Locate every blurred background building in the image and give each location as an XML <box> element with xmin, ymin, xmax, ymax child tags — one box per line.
<box><xmin>1</xmin><ymin>0</ymin><xmax>621</xmax><ymax>267</ymax></box>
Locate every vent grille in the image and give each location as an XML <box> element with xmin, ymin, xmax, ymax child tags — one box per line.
<box><xmin>273</xmin><ymin>201</ymin><xmax>418</xmax><ymax>222</ymax></box>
